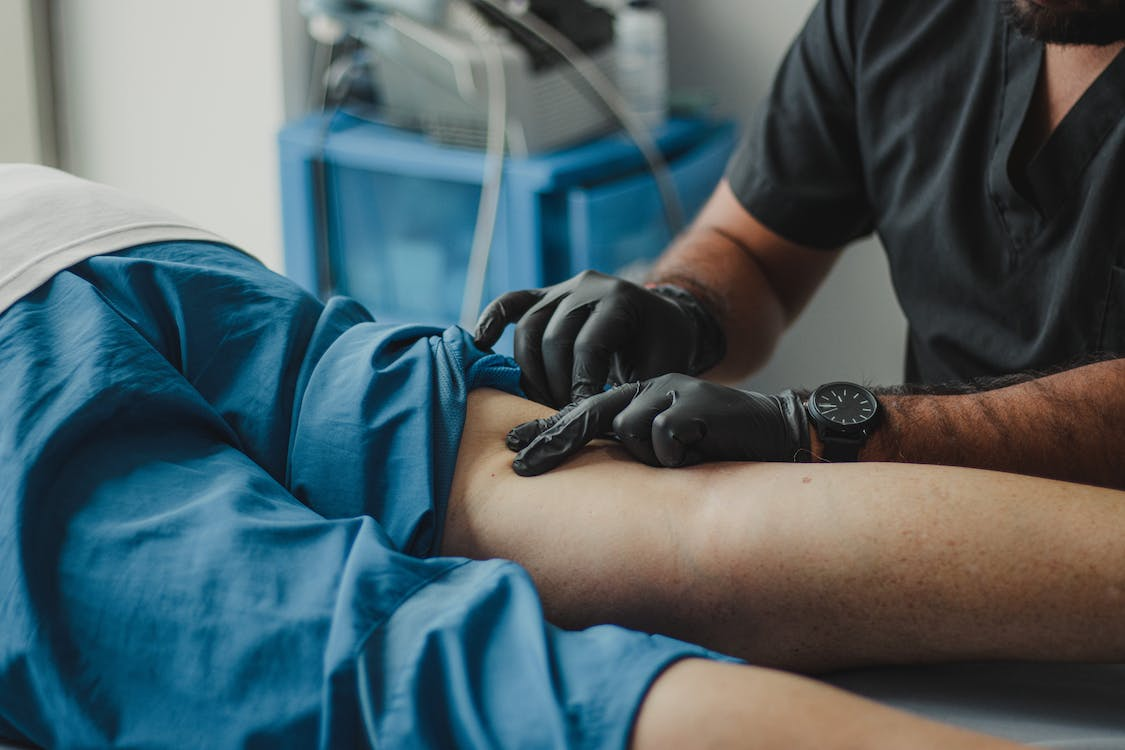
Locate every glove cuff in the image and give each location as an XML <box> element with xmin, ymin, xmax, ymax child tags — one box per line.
<box><xmin>648</xmin><ymin>283</ymin><xmax>727</xmax><ymax>375</ymax></box>
<box><xmin>775</xmin><ymin>389</ymin><xmax>813</xmax><ymax>463</ymax></box>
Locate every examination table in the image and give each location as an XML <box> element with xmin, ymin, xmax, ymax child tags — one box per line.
<box><xmin>2</xmin><ymin>662</ymin><xmax>1122</xmax><ymax>748</ymax></box>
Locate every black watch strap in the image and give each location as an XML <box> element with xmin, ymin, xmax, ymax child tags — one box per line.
<box><xmin>819</xmin><ymin>432</ymin><xmax>865</xmax><ymax>462</ymax></box>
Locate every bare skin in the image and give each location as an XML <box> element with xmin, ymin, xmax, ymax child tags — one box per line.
<box><xmin>443</xmin><ymin>390</ymin><xmax>1107</xmax><ymax>748</ymax></box>
<box><xmin>445</xmin><ymin>389</ymin><xmax>1125</xmax><ymax>674</ymax></box>
<box><xmin>631</xmin><ymin>660</ymin><xmax>1025</xmax><ymax>750</ymax></box>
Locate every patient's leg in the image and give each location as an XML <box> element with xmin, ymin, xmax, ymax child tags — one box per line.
<box><xmin>445</xmin><ymin>389</ymin><xmax>1125</xmax><ymax>672</ymax></box>
<box><xmin>631</xmin><ymin>659</ymin><xmax>1023</xmax><ymax>750</ymax></box>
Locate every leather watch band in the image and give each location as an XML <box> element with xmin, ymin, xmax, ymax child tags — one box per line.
<box><xmin>820</xmin><ymin>434</ymin><xmax>864</xmax><ymax>462</ymax></box>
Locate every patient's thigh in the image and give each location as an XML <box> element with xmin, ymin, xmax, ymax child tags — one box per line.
<box><xmin>443</xmin><ymin>389</ymin><xmax>854</xmax><ymax>661</ymax></box>
<box><xmin>444</xmin><ymin>389</ymin><xmax>753</xmax><ymax>640</ymax></box>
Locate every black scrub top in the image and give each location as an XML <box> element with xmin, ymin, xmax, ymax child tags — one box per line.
<box><xmin>726</xmin><ymin>0</ymin><xmax>1125</xmax><ymax>384</ymax></box>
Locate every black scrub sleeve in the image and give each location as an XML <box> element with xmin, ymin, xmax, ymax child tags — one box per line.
<box><xmin>725</xmin><ymin>0</ymin><xmax>876</xmax><ymax>250</ymax></box>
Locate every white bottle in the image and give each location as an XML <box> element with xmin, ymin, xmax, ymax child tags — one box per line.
<box><xmin>614</xmin><ymin>0</ymin><xmax>669</xmax><ymax>130</ymax></box>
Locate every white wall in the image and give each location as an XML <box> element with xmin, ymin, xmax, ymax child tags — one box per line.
<box><xmin>0</xmin><ymin>0</ymin><xmax>53</xmax><ymax>164</ymax></box>
<box><xmin>52</xmin><ymin>0</ymin><xmax>300</xmax><ymax>270</ymax></box>
<box><xmin>662</xmin><ymin>0</ymin><xmax>908</xmax><ymax>391</ymax></box>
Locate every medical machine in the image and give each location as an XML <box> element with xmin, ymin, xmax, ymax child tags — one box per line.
<box><xmin>292</xmin><ymin>0</ymin><xmax>700</xmax><ymax>336</ymax></box>
<box><xmin>301</xmin><ymin>0</ymin><xmax>620</xmax><ymax>154</ymax></box>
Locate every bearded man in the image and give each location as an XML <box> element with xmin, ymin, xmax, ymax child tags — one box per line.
<box><xmin>475</xmin><ymin>0</ymin><xmax>1125</xmax><ymax>485</ymax></box>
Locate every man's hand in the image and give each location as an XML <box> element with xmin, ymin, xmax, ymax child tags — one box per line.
<box><xmin>472</xmin><ymin>271</ymin><xmax>725</xmax><ymax>408</ymax></box>
<box><xmin>504</xmin><ymin>374</ymin><xmax>809</xmax><ymax>476</ymax></box>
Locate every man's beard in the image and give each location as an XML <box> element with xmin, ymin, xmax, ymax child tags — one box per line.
<box><xmin>1000</xmin><ymin>0</ymin><xmax>1125</xmax><ymax>44</ymax></box>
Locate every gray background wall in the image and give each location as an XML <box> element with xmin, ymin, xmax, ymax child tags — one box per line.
<box><xmin>0</xmin><ymin>0</ymin><xmax>54</xmax><ymax>164</ymax></box>
<box><xmin>1</xmin><ymin>0</ymin><xmax>908</xmax><ymax>392</ymax></box>
<box><xmin>49</xmin><ymin>0</ymin><xmax>293</xmax><ymax>270</ymax></box>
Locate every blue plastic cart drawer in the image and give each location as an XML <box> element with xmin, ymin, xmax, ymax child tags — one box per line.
<box><xmin>328</xmin><ymin>165</ymin><xmax>517</xmax><ymax>327</ymax></box>
<box><xmin>564</xmin><ymin>124</ymin><xmax>736</xmax><ymax>279</ymax></box>
<box><xmin>279</xmin><ymin>114</ymin><xmax>737</xmax><ymax>342</ymax></box>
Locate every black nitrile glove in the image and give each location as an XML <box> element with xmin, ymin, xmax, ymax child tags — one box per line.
<box><xmin>473</xmin><ymin>270</ymin><xmax>725</xmax><ymax>408</ymax></box>
<box><xmin>505</xmin><ymin>373</ymin><xmax>811</xmax><ymax>476</ymax></box>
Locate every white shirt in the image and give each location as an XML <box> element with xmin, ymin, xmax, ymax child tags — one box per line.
<box><xmin>0</xmin><ymin>164</ymin><xmax>234</xmax><ymax>317</ymax></box>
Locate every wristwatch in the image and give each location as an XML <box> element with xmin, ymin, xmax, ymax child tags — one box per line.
<box><xmin>805</xmin><ymin>382</ymin><xmax>881</xmax><ymax>462</ymax></box>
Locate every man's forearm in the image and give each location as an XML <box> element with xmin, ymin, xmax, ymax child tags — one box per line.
<box><xmin>845</xmin><ymin>358</ymin><xmax>1125</xmax><ymax>489</ymax></box>
<box><xmin>648</xmin><ymin>225</ymin><xmax>787</xmax><ymax>381</ymax></box>
<box><xmin>646</xmin><ymin>181</ymin><xmax>841</xmax><ymax>382</ymax></box>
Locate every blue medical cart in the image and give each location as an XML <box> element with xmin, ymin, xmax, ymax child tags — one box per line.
<box><xmin>278</xmin><ymin>111</ymin><xmax>736</xmax><ymax>336</ymax></box>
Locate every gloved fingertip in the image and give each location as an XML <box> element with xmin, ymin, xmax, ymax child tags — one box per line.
<box><xmin>512</xmin><ymin>430</ymin><xmax>569</xmax><ymax>475</ymax></box>
<box><xmin>472</xmin><ymin>319</ymin><xmax>497</xmax><ymax>348</ymax></box>
<box><xmin>652</xmin><ymin>432</ymin><xmax>689</xmax><ymax>469</ymax></box>
<box><xmin>506</xmin><ymin>428</ymin><xmax>540</xmax><ymax>452</ymax></box>
<box><xmin>511</xmin><ymin>455</ymin><xmax>542</xmax><ymax>477</ymax></box>
<box><xmin>508</xmin><ymin>413</ymin><xmax>564</xmax><ymax>451</ymax></box>
<box><xmin>656</xmin><ymin>452</ymin><xmax>686</xmax><ymax>469</ymax></box>
<box><xmin>681</xmin><ymin>450</ymin><xmax>704</xmax><ymax>469</ymax></box>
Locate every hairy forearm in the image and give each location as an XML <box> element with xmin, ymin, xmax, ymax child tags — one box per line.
<box><xmin>646</xmin><ymin>182</ymin><xmax>840</xmax><ymax>382</ymax></box>
<box><xmin>849</xmin><ymin>358</ymin><xmax>1125</xmax><ymax>489</ymax></box>
<box><xmin>644</xmin><ymin>180</ymin><xmax>846</xmax><ymax>382</ymax></box>
<box><xmin>648</xmin><ymin>225</ymin><xmax>787</xmax><ymax>381</ymax></box>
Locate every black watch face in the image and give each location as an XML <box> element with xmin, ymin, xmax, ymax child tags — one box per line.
<box><xmin>811</xmin><ymin>383</ymin><xmax>878</xmax><ymax>427</ymax></box>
